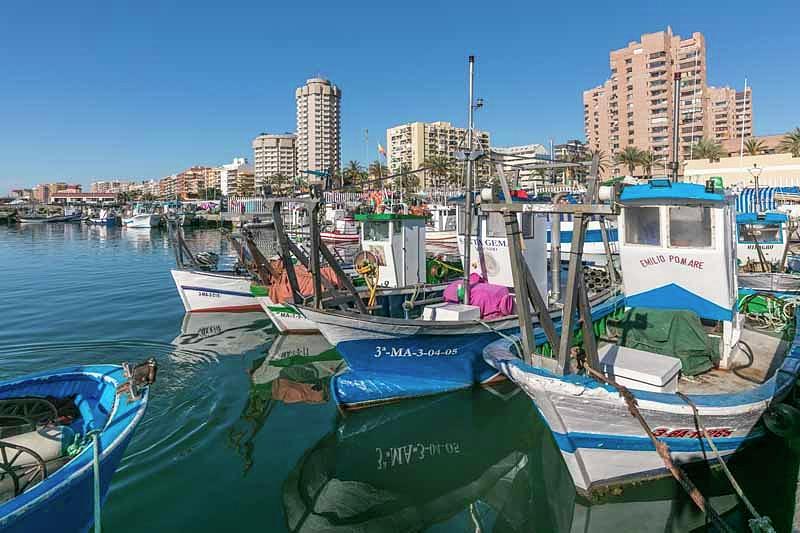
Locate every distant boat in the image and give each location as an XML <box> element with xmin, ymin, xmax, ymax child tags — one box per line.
<box><xmin>0</xmin><ymin>361</ymin><xmax>155</xmax><ymax>532</ymax></box>
<box><xmin>87</xmin><ymin>208</ymin><xmax>118</xmax><ymax>226</ymax></box>
<box><xmin>123</xmin><ymin>204</ymin><xmax>161</xmax><ymax>228</ymax></box>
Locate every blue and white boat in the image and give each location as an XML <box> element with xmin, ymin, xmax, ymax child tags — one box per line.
<box><xmin>301</xmin><ymin>202</ymin><xmax>623</xmax><ymax>409</ymax></box>
<box><xmin>0</xmin><ymin>360</ymin><xmax>156</xmax><ymax>532</ymax></box>
<box><xmin>547</xmin><ymin>215</ymin><xmax>619</xmax><ymax>266</ymax></box>
<box><xmin>87</xmin><ymin>208</ymin><xmax>119</xmax><ymax>226</ymax></box>
<box><xmin>484</xmin><ymin>180</ymin><xmax>800</xmax><ymax>494</ymax></box>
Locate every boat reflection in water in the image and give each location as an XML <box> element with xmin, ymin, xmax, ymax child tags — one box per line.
<box><xmin>172</xmin><ymin>311</ymin><xmax>274</xmax><ymax>359</ymax></box>
<box><xmin>281</xmin><ymin>382</ymin><xmax>765</xmax><ymax>532</ymax></box>
<box><xmin>229</xmin><ymin>334</ymin><xmax>344</xmax><ymax>474</ymax></box>
<box><xmin>282</xmin><ymin>384</ymin><xmax>533</xmax><ymax>532</ymax></box>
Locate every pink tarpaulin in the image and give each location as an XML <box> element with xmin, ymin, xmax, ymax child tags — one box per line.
<box><xmin>443</xmin><ymin>273</ymin><xmax>515</xmax><ymax>319</ymax></box>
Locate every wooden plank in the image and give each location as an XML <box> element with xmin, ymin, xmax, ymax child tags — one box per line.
<box><xmin>309</xmin><ymin>204</ymin><xmax>323</xmax><ymax>308</ymax></box>
<box><xmin>272</xmin><ymin>202</ymin><xmax>303</xmax><ymax>304</ymax></box>
<box><xmin>557</xmin><ymin>214</ymin><xmax>588</xmax><ymax>374</ymax></box>
<box><xmin>524</xmin><ymin>264</ymin><xmax>560</xmax><ymax>356</ymax></box>
<box><xmin>598</xmin><ymin>217</ymin><xmax>619</xmax><ymax>284</ymax></box>
<box><xmin>576</xmin><ymin>267</ymin><xmax>600</xmax><ymax>371</ymax></box>
<box><xmin>319</xmin><ymin>240</ymin><xmax>369</xmax><ymax>314</ymax></box>
<box><xmin>503</xmin><ymin>212</ymin><xmax>535</xmax><ymax>363</ymax></box>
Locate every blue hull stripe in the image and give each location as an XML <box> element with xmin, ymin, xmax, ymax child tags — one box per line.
<box><xmin>181</xmin><ymin>285</ymin><xmax>254</xmax><ymax>298</ymax></box>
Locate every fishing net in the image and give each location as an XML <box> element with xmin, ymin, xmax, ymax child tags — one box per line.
<box><xmin>607</xmin><ymin>307</ymin><xmax>718</xmax><ymax>376</ymax></box>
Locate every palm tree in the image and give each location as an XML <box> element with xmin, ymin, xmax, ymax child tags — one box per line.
<box><xmin>344</xmin><ymin>160</ymin><xmax>365</xmax><ymax>188</ymax></box>
<box><xmin>398</xmin><ymin>163</ymin><xmax>419</xmax><ymax>194</ymax></box>
<box><xmin>779</xmin><ymin>127</ymin><xmax>800</xmax><ymax>157</ymax></box>
<box><xmin>744</xmin><ymin>137</ymin><xmax>766</xmax><ymax>156</ymax></box>
<box><xmin>422</xmin><ymin>156</ymin><xmax>452</xmax><ymax>189</ymax></box>
<box><xmin>368</xmin><ymin>160</ymin><xmax>388</xmax><ymax>179</ymax></box>
<box><xmin>690</xmin><ymin>138</ymin><xmax>724</xmax><ymax>162</ymax></box>
<box><xmin>614</xmin><ymin>147</ymin><xmax>643</xmax><ymax>176</ymax></box>
<box><xmin>638</xmin><ymin>150</ymin><xmax>656</xmax><ymax>179</ymax></box>
<box><xmin>269</xmin><ymin>173</ymin><xmax>288</xmax><ymax>194</ymax></box>
<box><xmin>586</xmin><ymin>149</ymin><xmax>609</xmax><ymax>175</ymax></box>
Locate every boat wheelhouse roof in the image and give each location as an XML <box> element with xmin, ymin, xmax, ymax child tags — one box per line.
<box><xmin>353</xmin><ymin>213</ymin><xmax>426</xmax><ymax>221</ymax></box>
<box><xmin>736</xmin><ymin>211</ymin><xmax>788</xmax><ymax>224</ymax></box>
<box><xmin>620</xmin><ymin>180</ymin><xmax>725</xmax><ymax>204</ymax></box>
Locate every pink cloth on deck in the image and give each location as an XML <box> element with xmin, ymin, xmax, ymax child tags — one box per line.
<box><xmin>443</xmin><ymin>273</ymin><xmax>515</xmax><ymax>319</ymax></box>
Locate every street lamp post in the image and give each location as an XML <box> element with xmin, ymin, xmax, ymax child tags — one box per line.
<box><xmin>749</xmin><ymin>163</ymin><xmax>763</xmax><ymax>212</ymax></box>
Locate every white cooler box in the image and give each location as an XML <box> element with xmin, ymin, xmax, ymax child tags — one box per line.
<box><xmin>597</xmin><ymin>344</ymin><xmax>681</xmax><ymax>393</ymax></box>
<box><xmin>422</xmin><ymin>303</ymin><xmax>481</xmax><ymax>321</ymax></box>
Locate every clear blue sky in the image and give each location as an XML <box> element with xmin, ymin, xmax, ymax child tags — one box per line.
<box><xmin>1</xmin><ymin>0</ymin><xmax>798</xmax><ymax>192</ymax></box>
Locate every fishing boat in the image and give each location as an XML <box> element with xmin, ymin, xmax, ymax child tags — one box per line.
<box><xmin>300</xmin><ymin>200</ymin><xmax>622</xmax><ymax>409</ymax></box>
<box><xmin>484</xmin><ymin>180</ymin><xmax>800</xmax><ymax>494</ymax></box>
<box><xmin>171</xmin><ymin>269</ymin><xmax>260</xmax><ymax>313</ymax></box>
<box><xmin>0</xmin><ymin>360</ymin><xmax>156</xmax><ymax>532</ymax></box>
<box><xmin>87</xmin><ymin>208</ymin><xmax>118</xmax><ymax>226</ymax></box>
<box><xmin>282</xmin><ymin>385</ymin><xmax>531</xmax><ymax>533</ymax></box>
<box><xmin>122</xmin><ymin>203</ymin><xmax>161</xmax><ymax>228</ymax></box>
<box><xmin>548</xmin><ymin>216</ymin><xmax>619</xmax><ymax>266</ymax></box>
<box><xmin>17</xmin><ymin>207</ymin><xmax>82</xmax><ymax>224</ymax></box>
<box><xmin>426</xmin><ymin>203</ymin><xmax>458</xmax><ymax>245</ymax></box>
<box><xmin>320</xmin><ymin>214</ymin><xmax>359</xmax><ymax>243</ymax></box>
<box><xmin>169</xmin><ymin>226</ymin><xmax>261</xmax><ymax>313</ymax></box>
<box><xmin>736</xmin><ymin>211</ymin><xmax>800</xmax><ymax>294</ymax></box>
<box><xmin>254</xmin><ymin>212</ymin><xmax>455</xmax><ymax>334</ymax></box>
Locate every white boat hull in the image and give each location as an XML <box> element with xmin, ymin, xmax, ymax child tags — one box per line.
<box><xmin>256</xmin><ymin>297</ymin><xmax>318</xmax><ymax>333</ymax></box>
<box><xmin>170</xmin><ymin>269</ymin><xmax>261</xmax><ymax>312</ymax></box>
<box><xmin>123</xmin><ymin>213</ymin><xmax>160</xmax><ymax>228</ymax></box>
<box><xmin>483</xmin><ymin>334</ymin><xmax>800</xmax><ymax>494</ymax></box>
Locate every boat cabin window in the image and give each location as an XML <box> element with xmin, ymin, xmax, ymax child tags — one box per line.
<box><xmin>363</xmin><ymin>221</ymin><xmax>391</xmax><ymax>241</ymax></box>
<box><xmin>738</xmin><ymin>223</ymin><xmax>782</xmax><ymax>244</ymax></box>
<box><xmin>669</xmin><ymin>206</ymin><xmax>712</xmax><ymax>248</ymax></box>
<box><xmin>625</xmin><ymin>206</ymin><xmax>661</xmax><ymax>246</ymax></box>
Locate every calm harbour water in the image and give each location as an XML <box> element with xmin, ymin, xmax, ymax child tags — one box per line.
<box><xmin>1</xmin><ymin>222</ymin><xmax>799</xmax><ymax>532</ymax></box>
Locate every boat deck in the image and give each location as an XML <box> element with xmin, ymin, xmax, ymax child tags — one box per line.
<box><xmin>678</xmin><ymin>325</ymin><xmax>787</xmax><ymax>395</ymax></box>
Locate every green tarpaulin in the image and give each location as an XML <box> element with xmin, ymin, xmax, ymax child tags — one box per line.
<box><xmin>608</xmin><ymin>307</ymin><xmax>718</xmax><ymax>376</ymax></box>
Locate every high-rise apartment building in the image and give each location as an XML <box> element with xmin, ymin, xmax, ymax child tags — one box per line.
<box><xmin>583</xmin><ymin>28</ymin><xmax>753</xmax><ymax>176</ymax></box>
<box><xmin>386</xmin><ymin>121</ymin><xmax>492</xmax><ymax>183</ymax></box>
<box><xmin>705</xmin><ymin>86</ymin><xmax>753</xmax><ymax>143</ymax></box>
<box><xmin>252</xmin><ymin>133</ymin><xmax>297</xmax><ymax>188</ymax></box>
<box><xmin>296</xmin><ymin>78</ymin><xmax>341</xmax><ymax>182</ymax></box>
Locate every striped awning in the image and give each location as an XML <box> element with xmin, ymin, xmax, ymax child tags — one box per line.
<box><xmin>735</xmin><ymin>187</ymin><xmax>777</xmax><ymax>213</ymax></box>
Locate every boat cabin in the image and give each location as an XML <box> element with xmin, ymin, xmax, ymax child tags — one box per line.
<box><xmin>617</xmin><ymin>179</ymin><xmax>741</xmax><ymax>367</ymax></box>
<box><xmin>736</xmin><ymin>212</ymin><xmax>789</xmax><ymax>268</ymax></box>
<box><xmin>455</xmin><ymin>201</ymin><xmax>548</xmax><ymax>295</ymax></box>
<box><xmin>355</xmin><ymin>213</ymin><xmax>426</xmax><ymax>288</ymax></box>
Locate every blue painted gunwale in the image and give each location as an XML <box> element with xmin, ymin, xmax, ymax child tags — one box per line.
<box><xmin>0</xmin><ymin>365</ymin><xmax>149</xmax><ymax>533</ymax></box>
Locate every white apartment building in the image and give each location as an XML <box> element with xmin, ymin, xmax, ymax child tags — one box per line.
<box><xmin>296</xmin><ymin>78</ymin><xmax>341</xmax><ymax>182</ymax></box>
<box><xmin>252</xmin><ymin>133</ymin><xmax>297</xmax><ymax>187</ymax></box>
<box><xmin>491</xmin><ymin>144</ymin><xmax>549</xmax><ymax>190</ymax></box>
<box><xmin>385</xmin><ymin>121</ymin><xmax>491</xmax><ymax>181</ymax></box>
<box><xmin>220</xmin><ymin>157</ymin><xmax>255</xmax><ymax>196</ymax></box>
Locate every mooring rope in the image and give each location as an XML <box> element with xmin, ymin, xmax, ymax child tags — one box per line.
<box><xmin>676</xmin><ymin>392</ymin><xmax>774</xmax><ymax>532</ymax></box>
<box><xmin>584</xmin><ymin>366</ymin><xmax>736</xmax><ymax>533</ymax></box>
